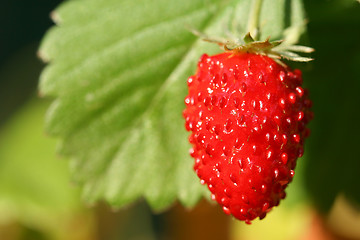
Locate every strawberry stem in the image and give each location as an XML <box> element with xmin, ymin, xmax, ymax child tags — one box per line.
<box><xmin>247</xmin><ymin>0</ymin><xmax>263</xmax><ymax>40</ymax></box>
<box><xmin>187</xmin><ymin>0</ymin><xmax>314</xmax><ymax>63</ymax></box>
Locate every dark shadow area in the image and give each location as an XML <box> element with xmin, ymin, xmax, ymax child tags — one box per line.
<box><xmin>0</xmin><ymin>0</ymin><xmax>63</xmax><ymax>125</ymax></box>
<box><xmin>303</xmin><ymin>0</ymin><xmax>360</xmax><ymax>213</ymax></box>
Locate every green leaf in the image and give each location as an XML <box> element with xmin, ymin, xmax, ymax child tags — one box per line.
<box><xmin>39</xmin><ymin>0</ymin><xmax>309</xmax><ymax>210</ymax></box>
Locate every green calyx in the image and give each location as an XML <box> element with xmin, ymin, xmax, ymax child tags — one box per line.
<box><xmin>190</xmin><ymin>29</ymin><xmax>314</xmax><ymax>63</ymax></box>
<box><xmin>190</xmin><ymin>0</ymin><xmax>314</xmax><ymax>64</ymax></box>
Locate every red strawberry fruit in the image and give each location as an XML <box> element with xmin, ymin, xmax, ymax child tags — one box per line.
<box><xmin>183</xmin><ymin>47</ymin><xmax>313</xmax><ymax>223</ymax></box>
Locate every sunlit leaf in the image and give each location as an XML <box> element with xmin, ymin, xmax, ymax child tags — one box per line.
<box><xmin>39</xmin><ymin>0</ymin><xmax>308</xmax><ymax>210</ymax></box>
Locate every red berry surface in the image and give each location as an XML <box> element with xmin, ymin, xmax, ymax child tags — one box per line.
<box><xmin>183</xmin><ymin>52</ymin><xmax>312</xmax><ymax>223</ymax></box>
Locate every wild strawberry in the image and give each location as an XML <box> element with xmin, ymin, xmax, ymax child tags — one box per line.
<box><xmin>183</xmin><ymin>50</ymin><xmax>313</xmax><ymax>223</ymax></box>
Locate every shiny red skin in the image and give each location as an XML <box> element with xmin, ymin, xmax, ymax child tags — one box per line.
<box><xmin>183</xmin><ymin>52</ymin><xmax>312</xmax><ymax>223</ymax></box>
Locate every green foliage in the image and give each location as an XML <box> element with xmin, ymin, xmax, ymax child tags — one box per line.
<box><xmin>303</xmin><ymin>0</ymin><xmax>360</xmax><ymax>212</ymax></box>
<box><xmin>0</xmin><ymin>99</ymin><xmax>82</xmax><ymax>233</ymax></box>
<box><xmin>39</xmin><ymin>0</ymin><xmax>309</xmax><ymax>210</ymax></box>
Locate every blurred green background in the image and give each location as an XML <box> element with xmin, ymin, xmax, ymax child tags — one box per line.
<box><xmin>1</xmin><ymin>0</ymin><xmax>360</xmax><ymax>240</ymax></box>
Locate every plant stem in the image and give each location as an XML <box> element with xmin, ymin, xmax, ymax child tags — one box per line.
<box><xmin>247</xmin><ymin>0</ymin><xmax>263</xmax><ymax>40</ymax></box>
